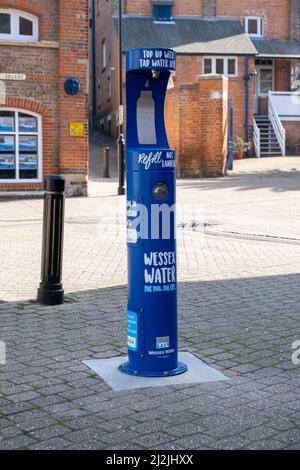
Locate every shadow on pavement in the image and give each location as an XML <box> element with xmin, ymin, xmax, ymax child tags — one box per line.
<box><xmin>178</xmin><ymin>170</ymin><xmax>300</xmax><ymax>193</ymax></box>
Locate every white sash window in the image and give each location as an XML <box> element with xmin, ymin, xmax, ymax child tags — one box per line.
<box><xmin>0</xmin><ymin>9</ymin><xmax>39</xmax><ymax>42</ymax></box>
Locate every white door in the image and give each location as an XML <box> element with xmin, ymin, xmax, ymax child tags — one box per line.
<box><xmin>255</xmin><ymin>65</ymin><xmax>274</xmax><ymax>114</ymax></box>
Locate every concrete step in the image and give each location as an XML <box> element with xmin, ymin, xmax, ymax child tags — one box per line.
<box><xmin>260</xmin><ymin>143</ymin><xmax>281</xmax><ymax>147</ymax></box>
<box><xmin>260</xmin><ymin>152</ymin><xmax>283</xmax><ymax>156</ymax></box>
<box><xmin>258</xmin><ymin>126</ymin><xmax>273</xmax><ymax>131</ymax></box>
<box><xmin>255</xmin><ymin>115</ymin><xmax>269</xmax><ymax>120</ymax></box>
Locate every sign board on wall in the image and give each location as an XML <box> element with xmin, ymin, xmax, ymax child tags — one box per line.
<box><xmin>0</xmin><ymin>74</ymin><xmax>26</xmax><ymax>81</ymax></box>
<box><xmin>69</xmin><ymin>122</ymin><xmax>84</xmax><ymax>137</ymax></box>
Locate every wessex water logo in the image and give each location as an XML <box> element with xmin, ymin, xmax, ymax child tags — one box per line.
<box><xmin>0</xmin><ymin>340</ymin><xmax>6</xmax><ymax>365</ymax></box>
<box><xmin>156</xmin><ymin>336</ymin><xmax>170</xmax><ymax>349</ymax></box>
<box><xmin>0</xmin><ymin>80</ymin><xmax>6</xmax><ymax>104</ymax></box>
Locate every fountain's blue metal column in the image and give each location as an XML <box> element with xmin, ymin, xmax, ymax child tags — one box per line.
<box><xmin>119</xmin><ymin>48</ymin><xmax>187</xmax><ymax>377</ymax></box>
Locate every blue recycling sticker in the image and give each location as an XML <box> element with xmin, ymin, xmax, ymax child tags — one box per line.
<box><xmin>127</xmin><ymin>311</ymin><xmax>138</xmax><ymax>351</ymax></box>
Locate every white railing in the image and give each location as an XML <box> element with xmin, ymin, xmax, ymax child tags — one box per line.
<box><xmin>253</xmin><ymin>118</ymin><xmax>260</xmax><ymax>158</ymax></box>
<box><xmin>268</xmin><ymin>91</ymin><xmax>286</xmax><ymax>157</ymax></box>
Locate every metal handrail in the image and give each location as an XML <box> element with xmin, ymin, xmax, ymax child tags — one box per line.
<box><xmin>253</xmin><ymin>118</ymin><xmax>261</xmax><ymax>158</ymax></box>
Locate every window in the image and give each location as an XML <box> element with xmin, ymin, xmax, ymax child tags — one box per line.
<box><xmin>203</xmin><ymin>57</ymin><xmax>237</xmax><ymax>77</ymax></box>
<box><xmin>0</xmin><ymin>110</ymin><xmax>42</xmax><ymax>181</ymax></box>
<box><xmin>291</xmin><ymin>61</ymin><xmax>300</xmax><ymax>90</ymax></box>
<box><xmin>216</xmin><ymin>58</ymin><xmax>224</xmax><ymax>74</ymax></box>
<box><xmin>0</xmin><ymin>9</ymin><xmax>38</xmax><ymax>42</ymax></box>
<box><xmin>153</xmin><ymin>5</ymin><xmax>173</xmax><ymax>21</ymax></box>
<box><xmin>152</xmin><ymin>1</ymin><xmax>174</xmax><ymax>22</ymax></box>
<box><xmin>102</xmin><ymin>39</ymin><xmax>107</xmax><ymax>69</ymax></box>
<box><xmin>204</xmin><ymin>58</ymin><xmax>212</xmax><ymax>74</ymax></box>
<box><xmin>255</xmin><ymin>58</ymin><xmax>273</xmax><ymax>66</ymax></box>
<box><xmin>108</xmin><ymin>76</ymin><xmax>111</xmax><ymax>99</ymax></box>
<box><xmin>245</xmin><ymin>16</ymin><xmax>264</xmax><ymax>37</ymax></box>
<box><xmin>259</xmin><ymin>68</ymin><xmax>274</xmax><ymax>95</ymax></box>
<box><xmin>0</xmin><ymin>13</ymin><xmax>10</xmax><ymax>34</ymax></box>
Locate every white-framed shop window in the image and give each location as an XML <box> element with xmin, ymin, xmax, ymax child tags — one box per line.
<box><xmin>203</xmin><ymin>57</ymin><xmax>238</xmax><ymax>77</ymax></box>
<box><xmin>0</xmin><ymin>9</ymin><xmax>39</xmax><ymax>42</ymax></box>
<box><xmin>0</xmin><ymin>109</ymin><xmax>42</xmax><ymax>182</ymax></box>
<box><xmin>244</xmin><ymin>16</ymin><xmax>264</xmax><ymax>37</ymax></box>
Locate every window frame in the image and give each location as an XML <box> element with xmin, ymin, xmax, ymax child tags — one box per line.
<box><xmin>102</xmin><ymin>39</ymin><xmax>107</xmax><ymax>70</ymax></box>
<box><xmin>244</xmin><ymin>16</ymin><xmax>264</xmax><ymax>37</ymax></box>
<box><xmin>203</xmin><ymin>57</ymin><xmax>238</xmax><ymax>77</ymax></box>
<box><xmin>0</xmin><ymin>109</ymin><xmax>43</xmax><ymax>183</ymax></box>
<box><xmin>0</xmin><ymin>9</ymin><xmax>39</xmax><ymax>42</ymax></box>
<box><xmin>153</xmin><ymin>5</ymin><xmax>173</xmax><ymax>23</ymax></box>
<box><xmin>257</xmin><ymin>65</ymin><xmax>274</xmax><ymax>96</ymax></box>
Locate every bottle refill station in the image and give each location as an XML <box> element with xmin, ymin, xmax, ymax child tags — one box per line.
<box><xmin>119</xmin><ymin>48</ymin><xmax>188</xmax><ymax>377</ymax></box>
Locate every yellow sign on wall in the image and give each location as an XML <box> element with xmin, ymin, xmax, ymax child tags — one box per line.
<box><xmin>69</xmin><ymin>122</ymin><xmax>84</xmax><ymax>137</ymax></box>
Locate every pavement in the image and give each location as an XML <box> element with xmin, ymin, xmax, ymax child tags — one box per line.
<box><xmin>0</xmin><ymin>134</ymin><xmax>300</xmax><ymax>449</ymax></box>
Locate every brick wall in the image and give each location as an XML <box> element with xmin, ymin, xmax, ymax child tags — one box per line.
<box><xmin>216</xmin><ymin>0</ymin><xmax>291</xmax><ymax>40</ymax></box>
<box><xmin>173</xmin><ymin>0</ymin><xmax>202</xmax><ymax>16</ymax></box>
<box><xmin>291</xmin><ymin>0</ymin><xmax>300</xmax><ymax>41</ymax></box>
<box><xmin>126</xmin><ymin>0</ymin><xmax>152</xmax><ymax>15</ymax></box>
<box><xmin>165</xmin><ymin>75</ymin><xmax>228</xmax><ymax>177</ymax></box>
<box><xmin>94</xmin><ymin>0</ymin><xmax>116</xmax><ymax>133</ymax></box>
<box><xmin>0</xmin><ymin>0</ymin><xmax>89</xmax><ymax>194</ymax></box>
<box><xmin>282</xmin><ymin>121</ymin><xmax>300</xmax><ymax>154</ymax></box>
<box><xmin>125</xmin><ymin>0</ymin><xmax>203</xmax><ymax>16</ymax></box>
<box><xmin>58</xmin><ymin>0</ymin><xmax>89</xmax><ymax>195</ymax></box>
<box><xmin>174</xmin><ymin>55</ymin><xmax>255</xmax><ymax>143</ymax></box>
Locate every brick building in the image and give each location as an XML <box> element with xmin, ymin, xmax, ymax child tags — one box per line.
<box><xmin>0</xmin><ymin>0</ymin><xmax>89</xmax><ymax>195</ymax></box>
<box><xmin>92</xmin><ymin>0</ymin><xmax>300</xmax><ymax>174</ymax></box>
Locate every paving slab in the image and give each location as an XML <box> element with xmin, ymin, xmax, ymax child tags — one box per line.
<box><xmin>83</xmin><ymin>352</ymin><xmax>228</xmax><ymax>391</ymax></box>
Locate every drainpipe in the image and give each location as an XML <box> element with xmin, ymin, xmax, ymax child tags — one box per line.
<box><xmin>244</xmin><ymin>56</ymin><xmax>250</xmax><ymax>156</ymax></box>
<box><xmin>244</xmin><ymin>56</ymin><xmax>257</xmax><ymax>157</ymax></box>
<box><xmin>91</xmin><ymin>0</ymin><xmax>97</xmax><ymax>128</ymax></box>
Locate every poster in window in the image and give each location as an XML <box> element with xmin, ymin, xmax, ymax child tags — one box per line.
<box><xmin>19</xmin><ymin>153</ymin><xmax>38</xmax><ymax>170</ymax></box>
<box><xmin>19</xmin><ymin>116</ymin><xmax>37</xmax><ymax>133</ymax></box>
<box><xmin>0</xmin><ymin>154</ymin><xmax>15</xmax><ymax>170</ymax></box>
<box><xmin>19</xmin><ymin>136</ymin><xmax>37</xmax><ymax>151</ymax></box>
<box><xmin>0</xmin><ymin>135</ymin><xmax>15</xmax><ymax>151</ymax></box>
<box><xmin>0</xmin><ymin>117</ymin><xmax>14</xmax><ymax>132</ymax></box>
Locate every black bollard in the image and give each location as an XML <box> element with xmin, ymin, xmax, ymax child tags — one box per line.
<box><xmin>117</xmin><ymin>133</ymin><xmax>126</xmax><ymax>195</ymax></box>
<box><xmin>102</xmin><ymin>147</ymin><xmax>110</xmax><ymax>178</ymax></box>
<box><xmin>37</xmin><ymin>175</ymin><xmax>66</xmax><ymax>306</ymax></box>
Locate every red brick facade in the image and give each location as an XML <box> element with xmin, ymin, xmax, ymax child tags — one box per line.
<box><xmin>216</xmin><ymin>0</ymin><xmax>291</xmax><ymax>40</ymax></box>
<box><xmin>94</xmin><ymin>0</ymin><xmax>299</xmax><ymax>168</ymax></box>
<box><xmin>174</xmin><ymin>55</ymin><xmax>255</xmax><ymax>143</ymax></box>
<box><xmin>283</xmin><ymin>121</ymin><xmax>300</xmax><ymax>153</ymax></box>
<box><xmin>165</xmin><ymin>76</ymin><xmax>228</xmax><ymax>177</ymax></box>
<box><xmin>0</xmin><ymin>0</ymin><xmax>89</xmax><ymax>194</ymax></box>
